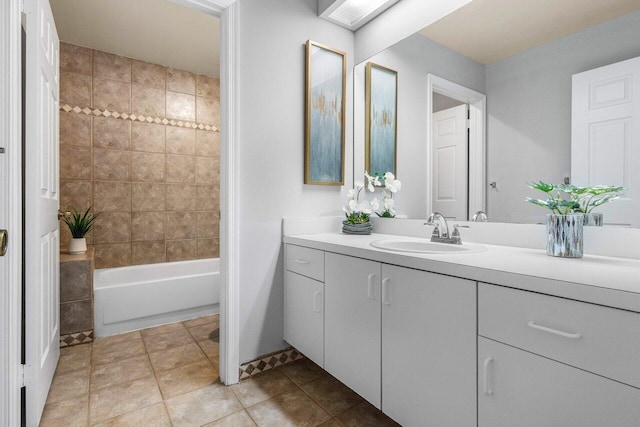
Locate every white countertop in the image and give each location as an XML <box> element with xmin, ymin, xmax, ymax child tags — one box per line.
<box><xmin>283</xmin><ymin>232</ymin><xmax>640</xmax><ymax>313</ymax></box>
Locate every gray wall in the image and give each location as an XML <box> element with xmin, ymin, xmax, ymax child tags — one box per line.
<box><xmin>486</xmin><ymin>11</ymin><xmax>640</xmax><ymax>223</ymax></box>
<box><xmin>355</xmin><ymin>33</ymin><xmax>485</xmax><ymax>218</ymax></box>
<box><xmin>237</xmin><ymin>0</ymin><xmax>354</xmax><ymax>363</ymax></box>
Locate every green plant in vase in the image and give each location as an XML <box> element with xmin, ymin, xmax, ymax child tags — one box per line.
<box><xmin>62</xmin><ymin>207</ymin><xmax>100</xmax><ymax>254</ymax></box>
<box><xmin>557</xmin><ymin>184</ymin><xmax>625</xmax><ymax>225</ymax></box>
<box><xmin>525</xmin><ymin>181</ymin><xmax>580</xmax><ymax>214</ymax></box>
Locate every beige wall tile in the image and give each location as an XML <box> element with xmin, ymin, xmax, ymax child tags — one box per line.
<box><xmin>196</xmin><ymin>97</ymin><xmax>220</xmax><ymax>125</ymax></box>
<box><xmin>196</xmin><ymin>239</ymin><xmax>219</xmax><ymax>259</ymax></box>
<box><xmin>166</xmin><ymin>127</ymin><xmax>195</xmax><ymax>155</ymax></box>
<box><xmin>195</xmin><ymin>130</ymin><xmax>219</xmax><ymax>157</ymax></box>
<box><xmin>93</xmin><ymin>78</ymin><xmax>131</xmax><ymax>112</ymax></box>
<box><xmin>60</xmin><ymin>146</ymin><xmax>91</xmax><ymax>180</ymax></box>
<box><xmin>94</xmin><ymin>243</ymin><xmax>132</xmax><ymax>269</ymax></box>
<box><xmin>60</xmin><ymin>43</ymin><xmax>92</xmax><ymax>75</ymax></box>
<box><xmin>166</xmin><ymin>91</ymin><xmax>195</xmax><ymax>122</ymax></box>
<box><xmin>93</xmin><ymin>50</ymin><xmax>131</xmax><ymax>82</ymax></box>
<box><xmin>131</xmin><ymin>152</ymin><xmax>165</xmax><ymax>182</ymax></box>
<box><xmin>132</xmin><ymin>241</ymin><xmax>166</xmax><ymax>265</ymax></box>
<box><xmin>94</xmin><ymin>181</ymin><xmax>132</xmax><ymax>212</ymax></box>
<box><xmin>60</xmin><ymin>180</ymin><xmax>92</xmax><ymax>212</ymax></box>
<box><xmin>196</xmin><ymin>211</ymin><xmax>219</xmax><ymax>239</ymax></box>
<box><xmin>93</xmin><ymin>212</ymin><xmax>131</xmax><ymax>244</ymax></box>
<box><xmin>196</xmin><ymin>185</ymin><xmax>219</xmax><ymax>211</ymax></box>
<box><xmin>132</xmin><ymin>122</ymin><xmax>165</xmax><ymax>153</ymax></box>
<box><xmin>196</xmin><ymin>157</ymin><xmax>219</xmax><ymax>184</ymax></box>
<box><xmin>93</xmin><ymin>149</ymin><xmax>131</xmax><ymax>181</ymax></box>
<box><xmin>196</xmin><ymin>75</ymin><xmax>219</xmax><ymax>99</ymax></box>
<box><xmin>166</xmin><ymin>239</ymin><xmax>197</xmax><ymax>262</ymax></box>
<box><xmin>60</xmin><ymin>71</ymin><xmax>91</xmax><ymax>106</ymax></box>
<box><xmin>166</xmin><ymin>184</ymin><xmax>196</xmax><ymax>211</ymax></box>
<box><xmin>60</xmin><ymin>111</ymin><xmax>91</xmax><ymax>147</ymax></box>
<box><xmin>132</xmin><ymin>60</ymin><xmax>165</xmax><ymax>89</ymax></box>
<box><xmin>166</xmin><ymin>155</ymin><xmax>195</xmax><ymax>183</ymax></box>
<box><xmin>166</xmin><ymin>212</ymin><xmax>196</xmax><ymax>240</ymax></box>
<box><xmin>132</xmin><ymin>84</ymin><xmax>165</xmax><ymax>117</ymax></box>
<box><xmin>93</xmin><ymin>117</ymin><xmax>131</xmax><ymax>150</ymax></box>
<box><xmin>132</xmin><ymin>212</ymin><xmax>166</xmax><ymax>241</ymax></box>
<box><xmin>167</xmin><ymin>68</ymin><xmax>196</xmax><ymax>94</ymax></box>
<box><xmin>132</xmin><ymin>183</ymin><xmax>166</xmax><ymax>211</ymax></box>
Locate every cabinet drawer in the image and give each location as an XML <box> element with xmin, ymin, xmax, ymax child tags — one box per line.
<box><xmin>479</xmin><ymin>283</ymin><xmax>640</xmax><ymax>388</ymax></box>
<box><xmin>286</xmin><ymin>244</ymin><xmax>324</xmax><ymax>282</ymax></box>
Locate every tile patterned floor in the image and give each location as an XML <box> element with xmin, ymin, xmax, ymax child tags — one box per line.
<box><xmin>40</xmin><ymin>314</ymin><xmax>399</xmax><ymax>427</ymax></box>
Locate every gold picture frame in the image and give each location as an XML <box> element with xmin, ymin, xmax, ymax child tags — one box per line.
<box><xmin>304</xmin><ymin>40</ymin><xmax>347</xmax><ymax>185</ymax></box>
<box><xmin>365</xmin><ymin>62</ymin><xmax>398</xmax><ymax>177</ymax></box>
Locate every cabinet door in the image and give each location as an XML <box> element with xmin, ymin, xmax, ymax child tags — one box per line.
<box><xmin>479</xmin><ymin>337</ymin><xmax>640</xmax><ymax>427</ymax></box>
<box><xmin>325</xmin><ymin>253</ymin><xmax>381</xmax><ymax>408</ymax></box>
<box><xmin>284</xmin><ymin>271</ymin><xmax>324</xmax><ymax>367</ymax></box>
<box><xmin>381</xmin><ymin>265</ymin><xmax>476</xmax><ymax>427</ymax></box>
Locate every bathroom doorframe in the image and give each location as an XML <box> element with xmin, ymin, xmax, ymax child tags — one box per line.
<box><xmin>426</xmin><ymin>73</ymin><xmax>486</xmax><ymax>220</ymax></box>
<box><xmin>0</xmin><ymin>0</ymin><xmax>24</xmax><ymax>424</ymax></box>
<box><xmin>171</xmin><ymin>0</ymin><xmax>241</xmax><ymax>385</ymax></box>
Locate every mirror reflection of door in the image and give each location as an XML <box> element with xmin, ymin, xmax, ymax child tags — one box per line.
<box><xmin>432</xmin><ymin>95</ymin><xmax>468</xmax><ymax>220</ymax></box>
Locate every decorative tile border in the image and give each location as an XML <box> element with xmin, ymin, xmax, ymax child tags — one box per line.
<box><xmin>60</xmin><ymin>330</ymin><xmax>94</xmax><ymax>347</ymax></box>
<box><xmin>239</xmin><ymin>347</ymin><xmax>304</xmax><ymax>380</ymax></box>
<box><xmin>60</xmin><ymin>104</ymin><xmax>220</xmax><ymax>132</ymax></box>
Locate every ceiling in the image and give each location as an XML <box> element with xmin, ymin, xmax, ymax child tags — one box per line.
<box><xmin>50</xmin><ymin>0</ymin><xmax>220</xmax><ymax>77</ymax></box>
<box><xmin>418</xmin><ymin>0</ymin><xmax>640</xmax><ymax>65</ymax></box>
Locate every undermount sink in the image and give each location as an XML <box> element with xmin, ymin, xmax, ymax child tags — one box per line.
<box><xmin>370</xmin><ymin>239</ymin><xmax>484</xmax><ymax>254</ymax></box>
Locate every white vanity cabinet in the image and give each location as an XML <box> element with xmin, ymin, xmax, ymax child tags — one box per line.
<box><xmin>324</xmin><ymin>252</ymin><xmax>382</xmax><ymax>407</ymax></box>
<box><xmin>478</xmin><ymin>283</ymin><xmax>640</xmax><ymax>427</ymax></box>
<box><xmin>283</xmin><ymin>245</ymin><xmax>325</xmax><ymax>367</ymax></box>
<box><xmin>324</xmin><ymin>252</ymin><xmax>477</xmax><ymax>425</ymax></box>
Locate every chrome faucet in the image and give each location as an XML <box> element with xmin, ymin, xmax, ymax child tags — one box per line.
<box><xmin>425</xmin><ymin>213</ymin><xmax>469</xmax><ymax>245</ymax></box>
<box><xmin>471</xmin><ymin>210</ymin><xmax>488</xmax><ymax>222</ymax></box>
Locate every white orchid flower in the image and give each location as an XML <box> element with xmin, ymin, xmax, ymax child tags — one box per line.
<box><xmin>347</xmin><ymin>188</ymin><xmax>357</xmax><ymax>199</ymax></box>
<box><xmin>385</xmin><ymin>178</ymin><xmax>402</xmax><ymax>193</ymax></box>
<box><xmin>370</xmin><ymin>198</ymin><xmax>380</xmax><ymax>210</ymax></box>
<box><xmin>348</xmin><ymin>199</ymin><xmax>358</xmax><ymax>211</ymax></box>
<box><xmin>384</xmin><ymin>197</ymin><xmax>395</xmax><ymax>211</ymax></box>
<box><xmin>383</xmin><ymin>172</ymin><xmax>395</xmax><ymax>181</ymax></box>
<box><xmin>357</xmin><ymin>200</ymin><xmax>372</xmax><ymax>214</ymax></box>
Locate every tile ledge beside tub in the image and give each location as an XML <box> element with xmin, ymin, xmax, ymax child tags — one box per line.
<box><xmin>282</xmin><ymin>217</ymin><xmax>640</xmax><ymax>313</ymax></box>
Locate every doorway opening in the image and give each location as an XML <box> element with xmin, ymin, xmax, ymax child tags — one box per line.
<box><xmin>426</xmin><ymin>74</ymin><xmax>486</xmax><ymax>220</ymax></box>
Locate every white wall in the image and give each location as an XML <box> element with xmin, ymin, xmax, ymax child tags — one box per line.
<box><xmin>486</xmin><ymin>11</ymin><xmax>640</xmax><ymax>223</ymax></box>
<box><xmin>354</xmin><ymin>0</ymin><xmax>471</xmax><ymax>64</ymax></box>
<box><xmin>354</xmin><ymin>33</ymin><xmax>485</xmax><ymax>218</ymax></box>
<box><xmin>237</xmin><ymin>0</ymin><xmax>354</xmax><ymax>362</ymax></box>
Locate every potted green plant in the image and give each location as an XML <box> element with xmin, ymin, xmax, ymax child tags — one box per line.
<box><xmin>62</xmin><ymin>207</ymin><xmax>99</xmax><ymax>254</ymax></box>
<box><xmin>526</xmin><ymin>181</ymin><xmax>583</xmax><ymax>258</ymax></box>
<box><xmin>342</xmin><ymin>172</ymin><xmax>380</xmax><ymax>234</ymax></box>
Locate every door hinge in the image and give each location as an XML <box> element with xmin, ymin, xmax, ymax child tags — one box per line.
<box><xmin>19</xmin><ymin>364</ymin><xmax>26</xmax><ymax>388</ymax></box>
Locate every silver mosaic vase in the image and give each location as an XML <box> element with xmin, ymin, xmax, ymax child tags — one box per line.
<box><xmin>583</xmin><ymin>213</ymin><xmax>603</xmax><ymax>227</ymax></box>
<box><xmin>546</xmin><ymin>214</ymin><xmax>583</xmax><ymax>258</ymax></box>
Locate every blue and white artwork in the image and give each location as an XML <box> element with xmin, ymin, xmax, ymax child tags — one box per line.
<box><xmin>307</xmin><ymin>42</ymin><xmax>344</xmax><ymax>184</ymax></box>
<box><xmin>368</xmin><ymin>63</ymin><xmax>397</xmax><ymax>177</ymax></box>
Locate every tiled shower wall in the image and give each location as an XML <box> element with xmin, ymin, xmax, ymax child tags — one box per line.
<box><xmin>59</xmin><ymin>43</ymin><xmax>220</xmax><ymax>269</ymax></box>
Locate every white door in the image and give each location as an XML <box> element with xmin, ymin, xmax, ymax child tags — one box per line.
<box><xmin>24</xmin><ymin>0</ymin><xmax>60</xmax><ymax>423</ymax></box>
<box><xmin>381</xmin><ymin>265</ymin><xmax>476</xmax><ymax>427</ymax></box>
<box><xmin>432</xmin><ymin>104</ymin><xmax>468</xmax><ymax>220</ymax></box>
<box><xmin>572</xmin><ymin>56</ymin><xmax>640</xmax><ymax>226</ymax></box>
<box><xmin>283</xmin><ymin>271</ymin><xmax>324</xmax><ymax>367</ymax></box>
<box><xmin>324</xmin><ymin>253</ymin><xmax>381</xmax><ymax>408</ymax></box>
<box><xmin>478</xmin><ymin>337</ymin><xmax>640</xmax><ymax>427</ymax></box>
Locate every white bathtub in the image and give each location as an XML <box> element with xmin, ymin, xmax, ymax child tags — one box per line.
<box><xmin>94</xmin><ymin>258</ymin><xmax>220</xmax><ymax>337</ymax></box>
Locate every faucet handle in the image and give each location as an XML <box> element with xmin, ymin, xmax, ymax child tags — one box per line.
<box><xmin>431</xmin><ymin>224</ymin><xmax>441</xmax><ymax>239</ymax></box>
<box><xmin>451</xmin><ymin>224</ymin><xmax>468</xmax><ymax>244</ymax></box>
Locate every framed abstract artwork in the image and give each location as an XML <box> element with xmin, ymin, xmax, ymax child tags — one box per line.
<box><xmin>305</xmin><ymin>40</ymin><xmax>346</xmax><ymax>185</ymax></box>
<box><xmin>365</xmin><ymin>62</ymin><xmax>397</xmax><ymax>177</ymax></box>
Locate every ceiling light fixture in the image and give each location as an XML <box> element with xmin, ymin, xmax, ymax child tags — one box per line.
<box><xmin>318</xmin><ymin>0</ymin><xmax>400</xmax><ymax>31</ymax></box>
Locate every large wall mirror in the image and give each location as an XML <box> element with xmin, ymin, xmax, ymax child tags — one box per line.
<box><xmin>354</xmin><ymin>0</ymin><xmax>640</xmax><ymax>226</ymax></box>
